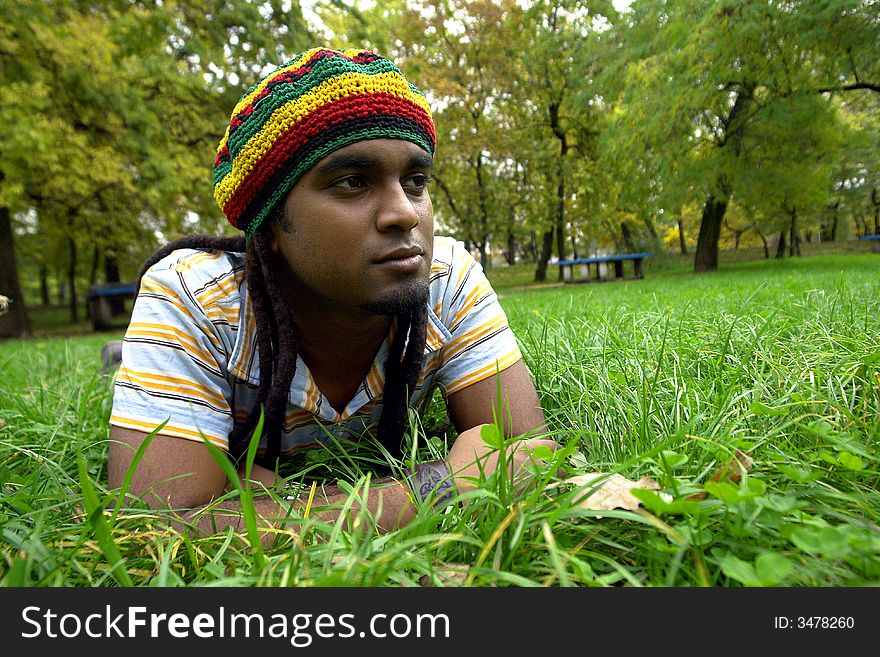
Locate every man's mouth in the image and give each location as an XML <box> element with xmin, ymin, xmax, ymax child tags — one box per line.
<box><xmin>373</xmin><ymin>246</ymin><xmax>425</xmax><ymax>273</ymax></box>
<box><xmin>374</xmin><ymin>246</ymin><xmax>423</xmax><ymax>263</ymax></box>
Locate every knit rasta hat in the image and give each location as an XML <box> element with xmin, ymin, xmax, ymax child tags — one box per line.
<box><xmin>212</xmin><ymin>47</ymin><xmax>436</xmax><ymax>238</ymax></box>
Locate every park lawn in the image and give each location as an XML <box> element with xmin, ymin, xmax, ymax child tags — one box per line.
<box><xmin>0</xmin><ymin>252</ymin><xmax>878</xmax><ymax>587</ymax></box>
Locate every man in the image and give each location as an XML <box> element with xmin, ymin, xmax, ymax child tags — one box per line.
<box><xmin>108</xmin><ymin>47</ymin><xmax>557</xmax><ymax>537</ymax></box>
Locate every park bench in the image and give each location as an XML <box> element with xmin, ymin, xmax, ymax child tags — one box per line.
<box><xmin>558</xmin><ymin>252</ymin><xmax>653</xmax><ymax>284</ymax></box>
<box><xmin>860</xmin><ymin>234</ymin><xmax>880</xmax><ymax>252</ymax></box>
<box><xmin>85</xmin><ymin>282</ymin><xmax>137</xmax><ymax>331</ymax></box>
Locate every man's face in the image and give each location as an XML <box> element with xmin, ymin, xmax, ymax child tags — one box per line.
<box><xmin>270</xmin><ymin>139</ymin><xmax>434</xmax><ymax>316</ymax></box>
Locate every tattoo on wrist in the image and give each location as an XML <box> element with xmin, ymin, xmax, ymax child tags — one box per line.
<box><xmin>407</xmin><ymin>459</ymin><xmax>456</xmax><ymax>507</ymax></box>
<box><xmin>283</xmin><ymin>481</ymin><xmax>306</xmax><ymax>505</ymax></box>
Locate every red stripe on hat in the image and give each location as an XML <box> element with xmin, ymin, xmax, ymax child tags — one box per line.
<box><xmin>215</xmin><ymin>144</ymin><xmax>230</xmax><ymax>166</ymax></box>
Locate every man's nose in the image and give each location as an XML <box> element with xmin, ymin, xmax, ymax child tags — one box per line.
<box><xmin>375</xmin><ymin>182</ymin><xmax>421</xmax><ymax>232</ymax></box>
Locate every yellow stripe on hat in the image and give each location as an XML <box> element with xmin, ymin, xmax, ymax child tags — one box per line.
<box><xmin>216</xmin><ymin>48</ymin><xmax>376</xmax><ymax>157</ymax></box>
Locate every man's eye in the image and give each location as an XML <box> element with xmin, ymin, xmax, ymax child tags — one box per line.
<box><xmin>332</xmin><ymin>175</ymin><xmax>367</xmax><ymax>189</ymax></box>
<box><xmin>405</xmin><ymin>174</ymin><xmax>432</xmax><ymax>190</ymax></box>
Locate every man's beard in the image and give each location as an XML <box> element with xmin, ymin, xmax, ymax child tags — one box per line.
<box><xmin>360</xmin><ymin>280</ymin><xmax>429</xmax><ymax>316</ymax></box>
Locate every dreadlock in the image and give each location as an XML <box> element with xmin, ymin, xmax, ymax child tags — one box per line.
<box><xmin>135</xmin><ymin>231</ymin><xmax>428</xmax><ymax>467</ymax></box>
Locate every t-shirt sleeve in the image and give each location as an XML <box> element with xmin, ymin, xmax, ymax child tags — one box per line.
<box><xmin>434</xmin><ymin>242</ymin><xmax>523</xmax><ymax>396</ymax></box>
<box><xmin>109</xmin><ymin>259</ymin><xmax>235</xmax><ymax>450</ymax></box>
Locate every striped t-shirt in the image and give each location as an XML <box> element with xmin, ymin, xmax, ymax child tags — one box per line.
<box><xmin>109</xmin><ymin>236</ymin><xmax>523</xmax><ymax>455</ymax></box>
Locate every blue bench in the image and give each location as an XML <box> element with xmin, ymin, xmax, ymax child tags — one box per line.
<box><xmin>861</xmin><ymin>234</ymin><xmax>880</xmax><ymax>252</ymax></box>
<box><xmin>558</xmin><ymin>252</ymin><xmax>653</xmax><ymax>284</ymax></box>
<box><xmin>85</xmin><ymin>282</ymin><xmax>137</xmax><ymax>330</ymax></box>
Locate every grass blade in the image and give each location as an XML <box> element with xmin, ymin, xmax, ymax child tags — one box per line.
<box><xmin>78</xmin><ymin>456</ymin><xmax>133</xmax><ymax>587</ymax></box>
<box><xmin>200</xmin><ymin>408</ymin><xmax>266</xmax><ymax>569</ymax></box>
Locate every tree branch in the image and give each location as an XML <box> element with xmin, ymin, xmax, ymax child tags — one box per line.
<box><xmin>816</xmin><ymin>82</ymin><xmax>880</xmax><ymax>94</ymax></box>
<box><xmin>432</xmin><ymin>175</ymin><xmax>462</xmax><ymax>221</ymax></box>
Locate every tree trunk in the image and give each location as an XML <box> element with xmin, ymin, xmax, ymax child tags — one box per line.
<box><xmin>40</xmin><ymin>266</ymin><xmax>50</xmax><ymax>306</ymax></box>
<box><xmin>86</xmin><ymin>245</ymin><xmax>99</xmax><ymax>320</ymax></box>
<box><xmin>872</xmin><ymin>187</ymin><xmax>879</xmax><ymax>234</ymax></box>
<box><xmin>104</xmin><ymin>249</ymin><xmax>125</xmax><ymax>314</ymax></box>
<box><xmin>620</xmin><ymin>220</ymin><xmax>634</xmax><ymax>251</ymax></box>
<box><xmin>693</xmin><ymin>89</ymin><xmax>748</xmax><ymax>273</ymax></box>
<box><xmin>830</xmin><ymin>202</ymin><xmax>839</xmax><ymax>241</ymax></box>
<box><xmin>534</xmin><ymin>228</ymin><xmax>554</xmax><ymax>282</ymax></box>
<box><xmin>68</xmin><ymin>235</ymin><xmax>79</xmax><ymax>322</ymax></box>
<box><xmin>549</xmin><ymin>101</ymin><xmax>567</xmax><ymax>281</ymax></box>
<box><xmin>0</xmin><ymin>205</ymin><xmax>31</xmax><ymax>338</ymax></box>
<box><xmin>776</xmin><ymin>230</ymin><xmax>786</xmax><ymax>258</ymax></box>
<box><xmin>474</xmin><ymin>155</ymin><xmax>491</xmax><ymax>271</ymax></box>
<box><xmin>57</xmin><ymin>273</ymin><xmax>66</xmax><ymax>304</ymax></box>
<box><xmin>642</xmin><ymin>215</ymin><xmax>660</xmax><ymax>252</ymax></box>
<box><xmin>677</xmin><ymin>219</ymin><xmax>688</xmax><ymax>255</ymax></box>
<box><xmin>527</xmin><ymin>232</ymin><xmax>538</xmax><ymax>262</ymax></box>
<box><xmin>89</xmin><ymin>245</ymin><xmax>100</xmax><ymax>286</ymax></box>
<box><xmin>506</xmin><ymin>231</ymin><xmax>516</xmax><ymax>266</ymax></box>
<box><xmin>756</xmin><ymin>229</ymin><xmax>769</xmax><ymax>259</ymax></box>
<box><xmin>555</xmin><ymin>213</ymin><xmax>565</xmax><ymax>281</ymax></box>
<box><xmin>788</xmin><ymin>206</ymin><xmax>800</xmax><ymax>257</ymax></box>
<box><xmin>477</xmin><ymin>242</ymin><xmax>488</xmax><ymax>270</ymax></box>
<box><xmin>694</xmin><ymin>194</ymin><xmax>728</xmax><ymax>273</ymax></box>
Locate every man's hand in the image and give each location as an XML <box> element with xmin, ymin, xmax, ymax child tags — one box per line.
<box><xmin>446</xmin><ymin>424</ymin><xmax>561</xmax><ymax>498</ymax></box>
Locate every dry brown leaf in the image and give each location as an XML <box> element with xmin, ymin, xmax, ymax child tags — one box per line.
<box><xmin>549</xmin><ymin>472</ymin><xmax>660</xmax><ymax>511</ymax></box>
<box><xmin>419</xmin><ymin>563</ymin><xmax>470</xmax><ymax>587</ymax></box>
<box><xmin>688</xmin><ymin>449</ymin><xmax>753</xmax><ymax>500</ymax></box>
<box><xmin>710</xmin><ymin>449</ymin><xmax>753</xmax><ymax>483</ymax></box>
<box><xmin>0</xmin><ymin>417</ymin><xmax>5</xmax><ymax>430</ymax></box>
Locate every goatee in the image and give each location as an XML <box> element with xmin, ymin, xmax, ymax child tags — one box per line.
<box><xmin>360</xmin><ymin>280</ymin><xmax>429</xmax><ymax>316</ymax></box>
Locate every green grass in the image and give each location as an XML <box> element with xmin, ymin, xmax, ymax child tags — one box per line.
<box><xmin>24</xmin><ymin>303</ymin><xmax>133</xmax><ymax>338</ymax></box>
<box><xmin>483</xmin><ymin>237</ymin><xmax>877</xmax><ymax>290</ymax></box>
<box><xmin>1</xmin><ymin>252</ymin><xmax>878</xmax><ymax>587</ymax></box>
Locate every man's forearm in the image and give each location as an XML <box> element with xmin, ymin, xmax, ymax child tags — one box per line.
<box><xmin>176</xmin><ymin>477</ymin><xmax>417</xmax><ymax>543</ymax></box>
<box><xmin>290</xmin><ymin>477</ymin><xmax>417</xmax><ymax>532</ymax></box>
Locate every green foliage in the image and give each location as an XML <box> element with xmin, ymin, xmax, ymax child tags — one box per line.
<box><xmin>600</xmin><ymin>0</ymin><xmax>879</xmax><ymax>265</ymax></box>
<box><xmin>312</xmin><ymin>0</ymin><xmax>878</xmax><ymax>272</ymax></box>
<box><xmin>2</xmin><ymin>0</ymin><xmax>313</xmax><ymax>315</ymax></box>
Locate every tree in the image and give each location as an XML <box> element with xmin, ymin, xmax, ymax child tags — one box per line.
<box><xmin>604</xmin><ymin>0</ymin><xmax>879</xmax><ymax>272</ymax></box>
<box><xmin>506</xmin><ymin>1</ymin><xmax>611</xmax><ymax>281</ymax></box>
<box><xmin>1</xmin><ymin>0</ymin><xmax>312</xmax><ymax>333</ymax></box>
<box><xmin>829</xmin><ymin>90</ymin><xmax>880</xmax><ymax>238</ymax></box>
<box><xmin>397</xmin><ymin>0</ymin><xmax>523</xmax><ymax>269</ymax></box>
<box><xmin>322</xmin><ymin>0</ymin><xmax>611</xmax><ymax>278</ymax></box>
<box><xmin>0</xmin><ymin>199</ymin><xmax>31</xmax><ymax>337</ymax></box>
